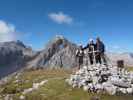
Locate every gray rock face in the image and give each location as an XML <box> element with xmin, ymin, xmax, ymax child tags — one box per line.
<box><xmin>27</xmin><ymin>36</ymin><xmax>78</xmax><ymax>69</ymax></box>
<box><xmin>0</xmin><ymin>40</ymin><xmax>34</xmax><ymax>78</ymax></box>
<box><xmin>46</xmin><ymin>44</ymin><xmax>77</xmax><ymax>68</ymax></box>
<box><xmin>0</xmin><ymin>40</ymin><xmax>34</xmax><ymax>65</ymax></box>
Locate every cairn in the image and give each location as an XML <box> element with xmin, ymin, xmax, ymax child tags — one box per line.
<box><xmin>66</xmin><ymin>49</ymin><xmax>133</xmax><ymax>95</ymax></box>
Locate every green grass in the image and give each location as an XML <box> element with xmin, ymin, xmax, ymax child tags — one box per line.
<box><xmin>0</xmin><ymin>68</ymin><xmax>133</xmax><ymax>100</ymax></box>
<box><xmin>126</xmin><ymin>67</ymin><xmax>133</xmax><ymax>72</ymax></box>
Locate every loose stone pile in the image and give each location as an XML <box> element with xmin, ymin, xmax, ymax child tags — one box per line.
<box><xmin>66</xmin><ymin>64</ymin><xmax>133</xmax><ymax>95</ymax></box>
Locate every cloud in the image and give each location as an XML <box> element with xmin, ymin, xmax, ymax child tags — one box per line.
<box><xmin>48</xmin><ymin>12</ymin><xmax>73</xmax><ymax>24</ymax></box>
<box><xmin>0</xmin><ymin>20</ymin><xmax>16</xmax><ymax>42</ymax></box>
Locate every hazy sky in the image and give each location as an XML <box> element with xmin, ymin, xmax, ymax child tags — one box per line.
<box><xmin>0</xmin><ymin>0</ymin><xmax>133</xmax><ymax>52</ymax></box>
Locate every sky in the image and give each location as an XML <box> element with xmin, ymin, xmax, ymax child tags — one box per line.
<box><xmin>0</xmin><ymin>0</ymin><xmax>133</xmax><ymax>52</ymax></box>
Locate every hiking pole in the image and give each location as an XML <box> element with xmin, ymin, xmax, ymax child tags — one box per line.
<box><xmin>88</xmin><ymin>49</ymin><xmax>99</xmax><ymax>66</ymax></box>
<box><xmin>92</xmin><ymin>46</ymin><xmax>96</xmax><ymax>65</ymax></box>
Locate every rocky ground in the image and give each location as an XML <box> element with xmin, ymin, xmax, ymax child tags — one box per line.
<box><xmin>67</xmin><ymin>64</ymin><xmax>133</xmax><ymax>95</ymax></box>
<box><xmin>0</xmin><ymin>68</ymin><xmax>133</xmax><ymax>100</ymax></box>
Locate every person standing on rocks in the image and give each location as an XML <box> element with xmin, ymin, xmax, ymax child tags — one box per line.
<box><xmin>83</xmin><ymin>39</ymin><xmax>96</xmax><ymax>65</ymax></box>
<box><xmin>95</xmin><ymin>37</ymin><xmax>107</xmax><ymax>65</ymax></box>
<box><xmin>76</xmin><ymin>45</ymin><xmax>84</xmax><ymax>69</ymax></box>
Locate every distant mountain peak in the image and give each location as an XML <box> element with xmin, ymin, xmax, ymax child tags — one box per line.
<box><xmin>0</xmin><ymin>40</ymin><xmax>26</xmax><ymax>49</ymax></box>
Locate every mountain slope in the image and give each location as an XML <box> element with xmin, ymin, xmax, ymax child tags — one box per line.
<box><xmin>27</xmin><ymin>36</ymin><xmax>78</xmax><ymax>69</ymax></box>
<box><xmin>0</xmin><ymin>40</ymin><xmax>35</xmax><ymax>78</ymax></box>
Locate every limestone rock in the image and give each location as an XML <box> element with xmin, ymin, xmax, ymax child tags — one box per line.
<box><xmin>0</xmin><ymin>40</ymin><xmax>35</xmax><ymax>78</ymax></box>
<box><xmin>67</xmin><ymin>64</ymin><xmax>133</xmax><ymax>95</ymax></box>
<box><xmin>27</xmin><ymin>35</ymin><xmax>78</xmax><ymax>69</ymax></box>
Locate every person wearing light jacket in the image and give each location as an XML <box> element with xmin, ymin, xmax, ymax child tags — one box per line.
<box><xmin>76</xmin><ymin>45</ymin><xmax>84</xmax><ymax>69</ymax></box>
<box><xmin>83</xmin><ymin>39</ymin><xmax>96</xmax><ymax>65</ymax></box>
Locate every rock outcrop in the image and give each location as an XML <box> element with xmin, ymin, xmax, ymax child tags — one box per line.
<box><xmin>27</xmin><ymin>36</ymin><xmax>78</xmax><ymax>69</ymax></box>
<box><xmin>0</xmin><ymin>40</ymin><xmax>35</xmax><ymax>78</ymax></box>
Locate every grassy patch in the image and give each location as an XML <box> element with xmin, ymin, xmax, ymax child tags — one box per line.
<box><xmin>0</xmin><ymin>68</ymin><xmax>133</xmax><ymax>100</ymax></box>
<box><xmin>126</xmin><ymin>67</ymin><xmax>133</xmax><ymax>72</ymax></box>
<box><xmin>24</xmin><ymin>77</ymin><xmax>133</xmax><ymax>100</ymax></box>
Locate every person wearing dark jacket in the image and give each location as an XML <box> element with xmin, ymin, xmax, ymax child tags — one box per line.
<box><xmin>95</xmin><ymin>37</ymin><xmax>107</xmax><ymax>65</ymax></box>
<box><xmin>76</xmin><ymin>45</ymin><xmax>84</xmax><ymax>69</ymax></box>
<box><xmin>84</xmin><ymin>39</ymin><xmax>96</xmax><ymax>65</ymax></box>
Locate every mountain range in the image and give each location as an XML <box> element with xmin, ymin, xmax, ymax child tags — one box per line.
<box><xmin>0</xmin><ymin>36</ymin><xmax>133</xmax><ymax>78</ymax></box>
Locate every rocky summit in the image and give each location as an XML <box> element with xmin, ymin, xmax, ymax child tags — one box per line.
<box><xmin>66</xmin><ymin>64</ymin><xmax>133</xmax><ymax>95</ymax></box>
<box><xmin>27</xmin><ymin>35</ymin><xmax>78</xmax><ymax>69</ymax></box>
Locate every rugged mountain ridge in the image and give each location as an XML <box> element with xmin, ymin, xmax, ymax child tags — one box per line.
<box><xmin>27</xmin><ymin>36</ymin><xmax>78</xmax><ymax>69</ymax></box>
<box><xmin>26</xmin><ymin>36</ymin><xmax>133</xmax><ymax>68</ymax></box>
<box><xmin>0</xmin><ymin>36</ymin><xmax>133</xmax><ymax>78</ymax></box>
<box><xmin>0</xmin><ymin>40</ymin><xmax>35</xmax><ymax>78</ymax></box>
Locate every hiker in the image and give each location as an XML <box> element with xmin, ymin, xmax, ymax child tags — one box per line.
<box><xmin>84</xmin><ymin>39</ymin><xmax>96</xmax><ymax>65</ymax></box>
<box><xmin>95</xmin><ymin>37</ymin><xmax>107</xmax><ymax>65</ymax></box>
<box><xmin>76</xmin><ymin>45</ymin><xmax>84</xmax><ymax>69</ymax></box>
